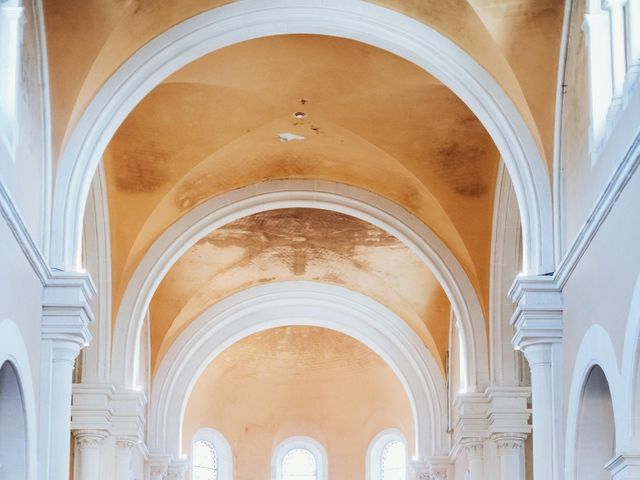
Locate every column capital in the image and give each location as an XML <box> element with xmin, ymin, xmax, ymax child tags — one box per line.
<box><xmin>74</xmin><ymin>429</ymin><xmax>108</xmax><ymax>450</ymax></box>
<box><xmin>111</xmin><ymin>387</ymin><xmax>147</xmax><ymax>441</ymax></box>
<box><xmin>115</xmin><ymin>436</ymin><xmax>139</xmax><ymax>450</ymax></box>
<box><xmin>486</xmin><ymin>386</ymin><xmax>531</xmax><ymax>439</ymax></box>
<box><xmin>453</xmin><ymin>392</ymin><xmax>490</xmax><ymax>447</ymax></box>
<box><xmin>42</xmin><ymin>271</ymin><xmax>96</xmax><ymax>349</ymax></box>
<box><xmin>492</xmin><ymin>433</ymin><xmax>527</xmax><ymax>451</ymax></box>
<box><xmin>462</xmin><ymin>439</ymin><xmax>485</xmax><ymax>457</ymax></box>
<box><xmin>71</xmin><ymin>383</ymin><xmax>115</xmax><ymax>433</ymax></box>
<box><xmin>509</xmin><ymin>275</ymin><xmax>563</xmax><ymax>350</ymax></box>
<box><xmin>409</xmin><ymin>459</ymin><xmax>449</xmax><ymax>480</ymax></box>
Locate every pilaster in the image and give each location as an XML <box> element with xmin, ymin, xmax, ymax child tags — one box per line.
<box><xmin>39</xmin><ymin>271</ymin><xmax>96</xmax><ymax>480</ymax></box>
<box><xmin>510</xmin><ymin>275</ymin><xmax>563</xmax><ymax>480</ymax></box>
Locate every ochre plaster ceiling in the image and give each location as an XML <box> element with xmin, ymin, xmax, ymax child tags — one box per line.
<box><xmin>104</xmin><ymin>35</ymin><xmax>500</xmax><ymax>329</ymax></box>
<box><xmin>151</xmin><ymin>208</ymin><xmax>451</xmax><ymax>373</ymax></box>
<box><xmin>45</xmin><ymin>0</ymin><xmax>563</xmax><ymax>167</ymax></box>
<box><xmin>183</xmin><ymin>326</ymin><xmax>414</xmax><ymax>479</ymax></box>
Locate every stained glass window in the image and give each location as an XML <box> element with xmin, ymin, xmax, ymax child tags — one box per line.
<box><xmin>193</xmin><ymin>440</ymin><xmax>217</xmax><ymax>480</ymax></box>
<box><xmin>380</xmin><ymin>440</ymin><xmax>405</xmax><ymax>480</ymax></box>
<box><xmin>282</xmin><ymin>448</ymin><xmax>317</xmax><ymax>480</ymax></box>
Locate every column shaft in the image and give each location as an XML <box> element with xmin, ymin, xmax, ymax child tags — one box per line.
<box><xmin>465</xmin><ymin>441</ymin><xmax>484</xmax><ymax>480</ymax></box>
<box><xmin>41</xmin><ymin>339</ymin><xmax>83</xmax><ymax>480</ymax></box>
<box><xmin>494</xmin><ymin>435</ymin><xmax>526</xmax><ymax>480</ymax></box>
<box><xmin>115</xmin><ymin>439</ymin><xmax>137</xmax><ymax>480</ymax></box>
<box><xmin>523</xmin><ymin>344</ymin><xmax>555</xmax><ymax>480</ymax></box>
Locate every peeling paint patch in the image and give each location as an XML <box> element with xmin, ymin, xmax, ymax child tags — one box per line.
<box><xmin>278</xmin><ymin>132</ymin><xmax>305</xmax><ymax>142</ymax></box>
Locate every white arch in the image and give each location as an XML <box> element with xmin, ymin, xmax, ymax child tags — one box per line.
<box><xmin>0</xmin><ymin>319</ymin><xmax>37</xmax><ymax>480</ymax></box>
<box><xmin>272</xmin><ymin>436</ymin><xmax>328</xmax><ymax>480</ymax></box>
<box><xmin>111</xmin><ymin>181</ymin><xmax>488</xmax><ymax>392</ymax></box>
<box><xmin>51</xmin><ymin>0</ymin><xmax>553</xmax><ymax>276</ymax></box>
<box><xmin>148</xmin><ymin>281</ymin><xmax>448</xmax><ymax>463</ymax></box>
<box><xmin>564</xmin><ymin>324</ymin><xmax>623</xmax><ymax>480</ymax></box>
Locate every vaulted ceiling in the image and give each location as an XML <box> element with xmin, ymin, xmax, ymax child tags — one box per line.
<box><xmin>58</xmin><ymin>0</ymin><xmax>562</xmax><ymax>384</ymax></box>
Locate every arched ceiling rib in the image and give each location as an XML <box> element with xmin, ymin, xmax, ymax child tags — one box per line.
<box><xmin>44</xmin><ymin>0</ymin><xmax>563</xmax><ymax>167</ymax></box>
<box><xmin>150</xmin><ymin>208</ymin><xmax>451</xmax><ymax>374</ymax></box>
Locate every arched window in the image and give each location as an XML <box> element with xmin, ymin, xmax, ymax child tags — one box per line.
<box><xmin>282</xmin><ymin>448</ymin><xmax>316</xmax><ymax>480</ymax></box>
<box><xmin>193</xmin><ymin>440</ymin><xmax>217</xmax><ymax>480</ymax></box>
<box><xmin>367</xmin><ymin>429</ymin><xmax>407</xmax><ymax>480</ymax></box>
<box><xmin>0</xmin><ymin>0</ymin><xmax>24</xmax><ymax>158</ymax></box>
<box><xmin>191</xmin><ymin>428</ymin><xmax>232</xmax><ymax>480</ymax></box>
<box><xmin>380</xmin><ymin>441</ymin><xmax>406</xmax><ymax>480</ymax></box>
<box><xmin>273</xmin><ymin>437</ymin><xmax>327</xmax><ymax>480</ymax></box>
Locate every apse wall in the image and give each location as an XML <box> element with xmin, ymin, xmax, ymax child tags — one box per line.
<box><xmin>182</xmin><ymin>326</ymin><xmax>414</xmax><ymax>480</ymax></box>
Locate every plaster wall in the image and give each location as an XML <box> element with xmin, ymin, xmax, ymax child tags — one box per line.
<box><xmin>561</xmin><ymin>156</ymin><xmax>640</xmax><ymax>391</ymax></box>
<box><xmin>0</xmin><ymin>216</ymin><xmax>44</xmax><ymax>410</ymax></box>
<box><xmin>559</xmin><ymin>0</ymin><xmax>640</xmax><ymax>253</ymax></box>
<box><xmin>0</xmin><ymin>0</ymin><xmax>47</xmax><ymax>251</ymax></box>
<box><xmin>182</xmin><ymin>326</ymin><xmax>413</xmax><ymax>480</ymax></box>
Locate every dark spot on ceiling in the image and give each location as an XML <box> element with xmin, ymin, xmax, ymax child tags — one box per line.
<box><xmin>435</xmin><ymin>140</ymin><xmax>490</xmax><ymax>197</ymax></box>
<box><xmin>112</xmin><ymin>139</ymin><xmax>170</xmax><ymax>193</ymax></box>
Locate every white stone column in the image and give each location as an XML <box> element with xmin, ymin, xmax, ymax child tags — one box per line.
<box><xmin>510</xmin><ymin>276</ymin><xmax>563</xmax><ymax>480</ymax></box>
<box><xmin>74</xmin><ymin>430</ymin><xmax>108</xmax><ymax>480</ymax></box>
<box><xmin>606</xmin><ymin>454</ymin><xmax>640</xmax><ymax>480</ymax></box>
<box><xmin>604</xmin><ymin>0</ymin><xmax>628</xmax><ymax>106</ymax></box>
<box><xmin>463</xmin><ymin>440</ymin><xmax>484</xmax><ymax>480</ymax></box>
<box><xmin>39</xmin><ymin>273</ymin><xmax>96</xmax><ymax>480</ymax></box>
<box><xmin>115</xmin><ymin>438</ymin><xmax>137</xmax><ymax>480</ymax></box>
<box><xmin>493</xmin><ymin>434</ymin><xmax>526</xmax><ymax>480</ymax></box>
